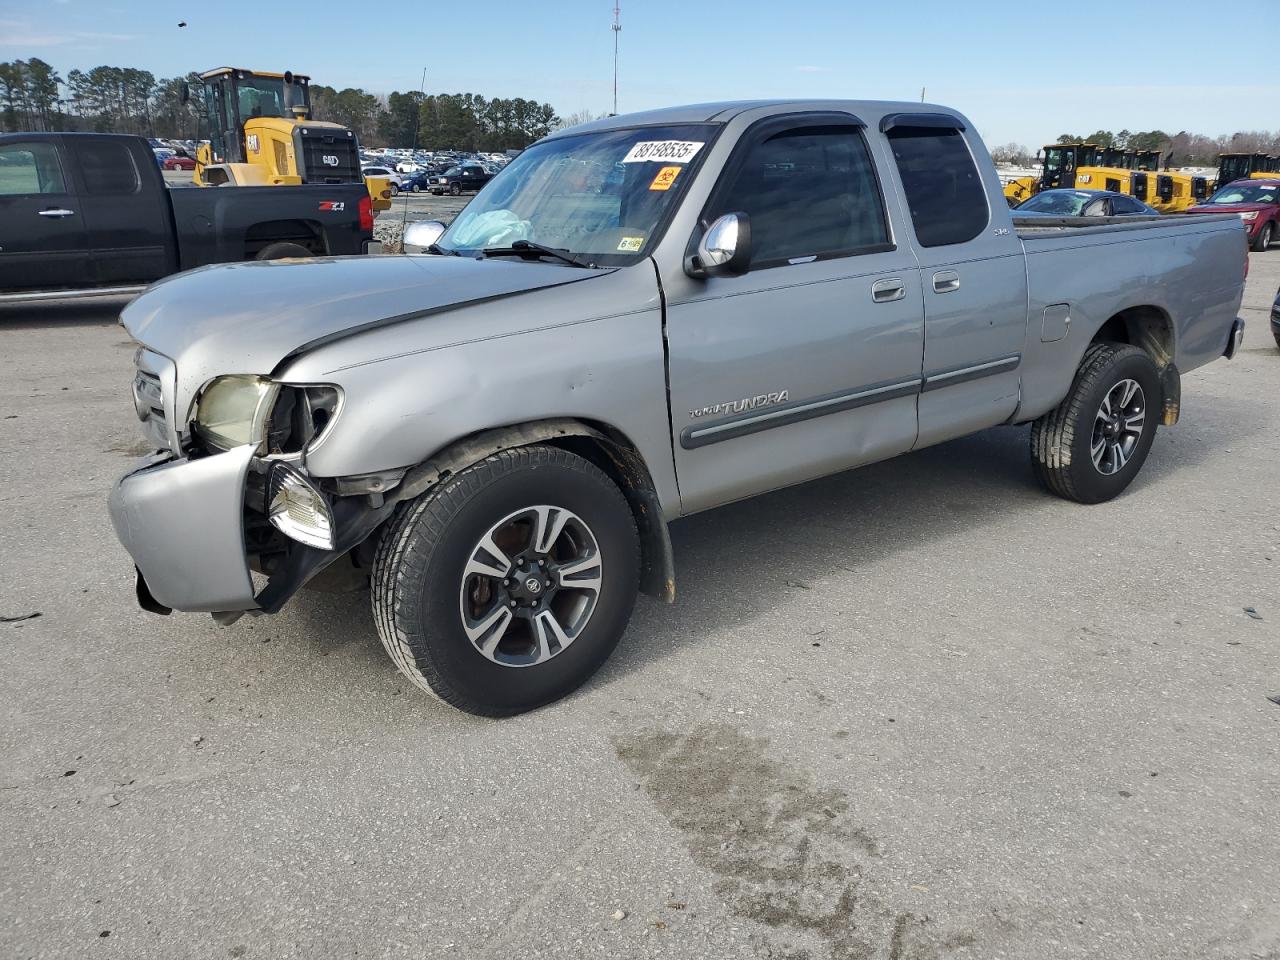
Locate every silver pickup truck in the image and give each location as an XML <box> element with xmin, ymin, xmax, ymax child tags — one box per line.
<box><xmin>110</xmin><ymin>100</ymin><xmax>1247</xmax><ymax>715</ymax></box>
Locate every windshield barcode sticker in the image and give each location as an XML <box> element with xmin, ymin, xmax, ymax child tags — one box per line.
<box><xmin>622</xmin><ymin>140</ymin><xmax>704</xmax><ymax>164</ymax></box>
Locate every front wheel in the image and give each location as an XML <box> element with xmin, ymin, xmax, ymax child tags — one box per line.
<box><xmin>1030</xmin><ymin>342</ymin><xmax>1161</xmax><ymax>504</ymax></box>
<box><xmin>410</xmin><ymin>183</ymin><xmax>421</xmax><ymax>193</ymax></box>
<box><xmin>449</xmin><ymin>182</ymin><xmax>461</xmax><ymax>196</ymax></box>
<box><xmin>389</xmin><ymin>184</ymin><xmax>399</xmax><ymax>197</ymax></box>
<box><xmin>1252</xmin><ymin>221</ymin><xmax>1274</xmax><ymax>252</ymax></box>
<box><xmin>371</xmin><ymin>446</ymin><xmax>640</xmax><ymax>716</ymax></box>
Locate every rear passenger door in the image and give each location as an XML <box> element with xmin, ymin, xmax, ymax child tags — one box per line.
<box><xmin>64</xmin><ymin>137</ymin><xmax>175</xmax><ymax>285</ymax></box>
<box><xmin>881</xmin><ymin>117</ymin><xmax>1029</xmax><ymax>448</ymax></box>
<box><xmin>0</xmin><ymin>138</ymin><xmax>92</xmax><ymax>291</ymax></box>
<box><xmin>665</xmin><ymin>114</ymin><xmax>925</xmax><ymax>513</ymax></box>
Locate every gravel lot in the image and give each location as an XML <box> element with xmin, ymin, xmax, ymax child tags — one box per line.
<box><xmin>1</xmin><ymin>251</ymin><xmax>1278</xmax><ymax>960</ymax></box>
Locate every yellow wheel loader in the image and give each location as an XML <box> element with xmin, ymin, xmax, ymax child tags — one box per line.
<box><xmin>1002</xmin><ymin>142</ymin><xmax>1100</xmax><ymax>205</ymax></box>
<box><xmin>185</xmin><ymin>68</ymin><xmax>392</xmax><ymax>212</ymax></box>
<box><xmin>1215</xmin><ymin>153</ymin><xmax>1280</xmax><ymax>191</ymax></box>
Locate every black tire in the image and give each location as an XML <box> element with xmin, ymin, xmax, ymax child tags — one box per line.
<box><xmin>449</xmin><ymin>182</ymin><xmax>461</xmax><ymax>196</ymax></box>
<box><xmin>1273</xmin><ymin>326</ymin><xmax>1280</xmax><ymax>351</ymax></box>
<box><xmin>1030</xmin><ymin>342</ymin><xmax>1161</xmax><ymax>504</ymax></box>
<box><xmin>371</xmin><ymin>446</ymin><xmax>640</xmax><ymax>716</ymax></box>
<box><xmin>1252</xmin><ymin>222</ymin><xmax>1273</xmax><ymax>252</ymax></box>
<box><xmin>389</xmin><ymin>184</ymin><xmax>399</xmax><ymax>197</ymax></box>
<box><xmin>411</xmin><ymin>183</ymin><xmax>421</xmax><ymax>193</ymax></box>
<box><xmin>255</xmin><ymin>241</ymin><xmax>312</xmax><ymax>260</ymax></box>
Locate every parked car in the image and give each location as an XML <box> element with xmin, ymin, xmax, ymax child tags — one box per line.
<box><xmin>396</xmin><ymin>169</ymin><xmax>442</xmax><ymax>193</ymax></box>
<box><xmin>1185</xmin><ymin>179</ymin><xmax>1279</xmax><ymax>251</ymax></box>
<box><xmin>1014</xmin><ymin>188</ymin><xmax>1159</xmax><ymax>218</ymax></box>
<box><xmin>0</xmin><ymin>132</ymin><xmax>377</xmax><ymax>300</ymax></box>
<box><xmin>109</xmin><ymin>100</ymin><xmax>1246</xmax><ymax>716</ymax></box>
<box><xmin>361</xmin><ymin>165</ymin><xmax>403</xmax><ymax>194</ymax></box>
<box><xmin>162</xmin><ymin>154</ymin><xmax>196</xmax><ymax>171</ymax></box>
<box><xmin>429</xmin><ymin>163</ymin><xmax>493</xmax><ymax>195</ymax></box>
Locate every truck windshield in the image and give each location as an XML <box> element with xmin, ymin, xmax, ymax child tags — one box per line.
<box><xmin>436</xmin><ymin>123</ymin><xmax>718</xmax><ymax>265</ymax></box>
<box><xmin>1206</xmin><ymin>183</ymin><xmax>1279</xmax><ymax>205</ymax></box>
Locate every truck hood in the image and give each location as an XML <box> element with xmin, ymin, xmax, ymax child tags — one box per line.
<box><xmin>121</xmin><ymin>254</ymin><xmax>607</xmax><ymax>414</ymax></box>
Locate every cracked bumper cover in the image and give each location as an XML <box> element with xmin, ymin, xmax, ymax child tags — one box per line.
<box><xmin>108</xmin><ymin>447</ymin><xmax>393</xmax><ymax>618</ymax></box>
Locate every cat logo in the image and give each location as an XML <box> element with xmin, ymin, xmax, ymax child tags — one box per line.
<box><xmin>322</xmin><ymin>154</ymin><xmax>340</xmax><ymax>167</ymax></box>
<box><xmin>246</xmin><ymin>134</ymin><xmax>260</xmax><ymax>154</ymax></box>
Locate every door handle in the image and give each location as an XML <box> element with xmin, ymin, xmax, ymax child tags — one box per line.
<box><xmin>871</xmin><ymin>278</ymin><xmax>906</xmax><ymax>303</ymax></box>
<box><xmin>932</xmin><ymin>270</ymin><xmax>960</xmax><ymax>293</ymax></box>
<box><xmin>37</xmin><ymin>208</ymin><xmax>75</xmax><ymax>218</ymax></box>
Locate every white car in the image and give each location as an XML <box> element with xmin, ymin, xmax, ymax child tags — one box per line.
<box><xmin>361</xmin><ymin>165</ymin><xmax>404</xmax><ymax>194</ymax></box>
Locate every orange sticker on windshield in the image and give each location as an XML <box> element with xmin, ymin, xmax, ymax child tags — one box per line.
<box><xmin>649</xmin><ymin>166</ymin><xmax>681</xmax><ymax>191</ymax></box>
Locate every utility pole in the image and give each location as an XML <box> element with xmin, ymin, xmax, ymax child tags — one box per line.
<box><xmin>612</xmin><ymin>1</ymin><xmax>621</xmax><ymax>116</ymax></box>
<box><xmin>412</xmin><ymin>67</ymin><xmax>427</xmax><ymax>150</ymax></box>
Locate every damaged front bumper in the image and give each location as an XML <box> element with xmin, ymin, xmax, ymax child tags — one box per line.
<box><xmin>108</xmin><ymin>446</ymin><xmax>393</xmax><ymax>622</ymax></box>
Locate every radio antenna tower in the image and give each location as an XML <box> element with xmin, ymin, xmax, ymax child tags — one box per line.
<box><xmin>611</xmin><ymin>1</ymin><xmax>621</xmax><ymax>115</ymax></box>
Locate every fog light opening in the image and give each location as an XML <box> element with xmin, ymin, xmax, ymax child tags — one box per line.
<box><xmin>267</xmin><ymin>463</ymin><xmax>335</xmax><ymax>551</ymax></box>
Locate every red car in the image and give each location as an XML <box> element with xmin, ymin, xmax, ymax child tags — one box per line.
<box><xmin>1186</xmin><ymin>179</ymin><xmax>1279</xmax><ymax>251</ymax></box>
<box><xmin>162</xmin><ymin>154</ymin><xmax>196</xmax><ymax>171</ymax></box>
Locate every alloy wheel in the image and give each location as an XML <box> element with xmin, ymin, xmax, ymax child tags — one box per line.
<box><xmin>1090</xmin><ymin>378</ymin><xmax>1146</xmax><ymax>476</ymax></box>
<box><xmin>458</xmin><ymin>506</ymin><xmax>603</xmax><ymax>667</ymax></box>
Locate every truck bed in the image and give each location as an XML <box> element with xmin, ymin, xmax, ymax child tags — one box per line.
<box><xmin>1013</xmin><ymin>211</ymin><xmax>1242</xmax><ymax>237</ymax></box>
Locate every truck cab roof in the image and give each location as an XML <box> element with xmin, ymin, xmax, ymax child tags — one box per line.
<box><xmin>543</xmin><ymin>100</ymin><xmax>968</xmax><ymax>140</ymax></box>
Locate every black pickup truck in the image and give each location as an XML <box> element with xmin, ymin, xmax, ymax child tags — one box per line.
<box><xmin>0</xmin><ymin>132</ymin><xmax>377</xmax><ymax>302</ymax></box>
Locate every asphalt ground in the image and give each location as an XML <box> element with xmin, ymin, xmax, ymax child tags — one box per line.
<box><xmin>1</xmin><ymin>250</ymin><xmax>1278</xmax><ymax>960</ymax></box>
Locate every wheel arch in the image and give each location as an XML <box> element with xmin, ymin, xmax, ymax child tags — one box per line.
<box><xmin>389</xmin><ymin>418</ymin><xmax>676</xmax><ymax>603</ymax></box>
<box><xmin>1088</xmin><ymin>304</ymin><xmax>1180</xmax><ymax>424</ymax></box>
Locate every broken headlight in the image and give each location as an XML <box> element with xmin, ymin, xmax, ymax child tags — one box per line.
<box><xmin>193</xmin><ymin>375</ymin><xmax>280</xmax><ymax>451</ymax></box>
<box><xmin>193</xmin><ymin>377</ymin><xmax>342</xmax><ymax>455</ymax></box>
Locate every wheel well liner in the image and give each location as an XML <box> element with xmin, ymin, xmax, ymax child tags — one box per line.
<box><xmin>1090</xmin><ymin>305</ymin><xmax>1180</xmax><ymax>425</ymax></box>
<box><xmin>1090</xmin><ymin>305</ymin><xmax>1174</xmax><ymax>368</ymax></box>
<box><xmin>390</xmin><ymin>419</ymin><xmax>676</xmax><ymax>603</ymax></box>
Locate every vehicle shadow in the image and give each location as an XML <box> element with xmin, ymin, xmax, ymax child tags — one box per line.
<box><xmin>596</xmin><ymin>393</ymin><xmax>1264</xmax><ymax>684</ymax></box>
<box><xmin>277</xmin><ymin>392</ymin><xmax>1261</xmax><ymax>706</ymax></box>
<box><xmin>0</xmin><ymin>299</ymin><xmax>130</xmax><ymax>329</ymax></box>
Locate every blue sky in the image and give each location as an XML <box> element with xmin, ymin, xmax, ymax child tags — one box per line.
<box><xmin>2</xmin><ymin>0</ymin><xmax>1274</xmax><ymax>147</ymax></box>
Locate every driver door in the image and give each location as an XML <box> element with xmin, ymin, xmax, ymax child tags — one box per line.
<box><xmin>664</xmin><ymin>115</ymin><xmax>925</xmax><ymax>513</ymax></box>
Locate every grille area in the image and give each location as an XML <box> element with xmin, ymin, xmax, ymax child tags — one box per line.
<box><xmin>131</xmin><ymin>352</ymin><xmax>177</xmax><ymax>453</ymax></box>
<box><xmin>294</xmin><ymin>128</ymin><xmax>361</xmax><ymax>184</ymax></box>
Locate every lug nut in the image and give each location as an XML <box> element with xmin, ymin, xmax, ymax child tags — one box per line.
<box><xmin>537</xmin><ymin>559</ymin><xmax>545</xmax><ymax>567</ymax></box>
<box><xmin>509</xmin><ymin>600</ymin><xmax>517</xmax><ymax>608</ymax></box>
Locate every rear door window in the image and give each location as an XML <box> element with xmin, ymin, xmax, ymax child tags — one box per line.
<box><xmin>886</xmin><ymin>126</ymin><xmax>988</xmax><ymax>247</ymax></box>
<box><xmin>0</xmin><ymin>141</ymin><xmax>67</xmax><ymax>195</ymax></box>
<box><xmin>706</xmin><ymin>125</ymin><xmax>890</xmax><ymax>267</ymax></box>
<box><xmin>67</xmin><ymin>139</ymin><xmax>141</xmax><ymax>196</ymax></box>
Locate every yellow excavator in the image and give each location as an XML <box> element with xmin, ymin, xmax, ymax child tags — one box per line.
<box><xmin>184</xmin><ymin>67</ymin><xmax>391</xmax><ymax>211</ymax></box>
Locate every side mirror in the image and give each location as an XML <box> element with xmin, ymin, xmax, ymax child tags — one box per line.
<box><xmin>402</xmin><ymin>220</ymin><xmax>447</xmax><ymax>253</ymax></box>
<box><xmin>685</xmin><ymin>212</ymin><xmax>752</xmax><ymax>279</ymax></box>
<box><xmin>180</xmin><ymin>82</ymin><xmax>190</xmax><ymax>105</ymax></box>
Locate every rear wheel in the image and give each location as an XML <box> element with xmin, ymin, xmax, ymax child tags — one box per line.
<box><xmin>1030</xmin><ymin>342</ymin><xmax>1161</xmax><ymax>504</ymax></box>
<box><xmin>255</xmin><ymin>241</ymin><xmax>312</xmax><ymax>260</ymax></box>
<box><xmin>1252</xmin><ymin>221</ymin><xmax>1273</xmax><ymax>252</ymax></box>
<box><xmin>371</xmin><ymin>446</ymin><xmax>640</xmax><ymax>716</ymax></box>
